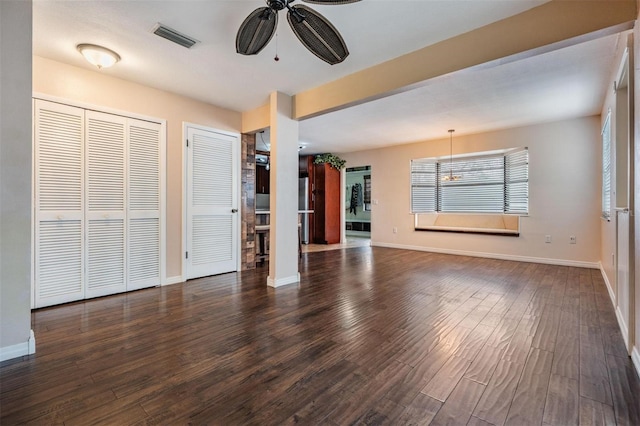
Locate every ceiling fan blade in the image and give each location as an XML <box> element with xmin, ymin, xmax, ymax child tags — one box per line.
<box><xmin>302</xmin><ymin>0</ymin><xmax>361</xmax><ymax>4</ymax></box>
<box><xmin>236</xmin><ymin>7</ymin><xmax>278</xmax><ymax>56</ymax></box>
<box><xmin>287</xmin><ymin>5</ymin><xmax>349</xmax><ymax>65</ymax></box>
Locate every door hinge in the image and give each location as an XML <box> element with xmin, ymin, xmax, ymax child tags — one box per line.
<box><xmin>185</xmin><ymin>251</ymin><xmax>189</xmax><ymax>259</ymax></box>
<box><xmin>186</xmin><ymin>139</ymin><xmax>189</xmax><ymax>147</ymax></box>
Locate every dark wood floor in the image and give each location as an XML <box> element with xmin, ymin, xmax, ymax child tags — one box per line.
<box><xmin>2</xmin><ymin>247</ymin><xmax>640</xmax><ymax>425</ymax></box>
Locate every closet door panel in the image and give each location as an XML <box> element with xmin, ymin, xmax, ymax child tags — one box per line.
<box><xmin>127</xmin><ymin>119</ymin><xmax>161</xmax><ymax>290</ymax></box>
<box><xmin>34</xmin><ymin>100</ymin><xmax>85</xmax><ymax>307</ymax></box>
<box><xmin>85</xmin><ymin>111</ymin><xmax>127</xmax><ymax>298</ymax></box>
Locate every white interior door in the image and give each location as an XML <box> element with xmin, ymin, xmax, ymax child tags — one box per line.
<box><xmin>34</xmin><ymin>100</ymin><xmax>85</xmax><ymax>307</ymax></box>
<box><xmin>85</xmin><ymin>111</ymin><xmax>127</xmax><ymax>299</ymax></box>
<box><xmin>186</xmin><ymin>126</ymin><xmax>239</xmax><ymax>279</ymax></box>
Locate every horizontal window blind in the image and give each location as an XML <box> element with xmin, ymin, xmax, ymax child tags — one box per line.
<box><xmin>602</xmin><ymin>111</ymin><xmax>611</xmax><ymax>220</ymax></box>
<box><xmin>505</xmin><ymin>149</ymin><xmax>529</xmax><ymax>214</ymax></box>
<box><xmin>438</xmin><ymin>155</ymin><xmax>504</xmax><ymax>213</ymax></box>
<box><xmin>410</xmin><ymin>148</ymin><xmax>528</xmax><ymax>214</ymax></box>
<box><xmin>411</xmin><ymin>159</ymin><xmax>436</xmax><ymax>212</ymax></box>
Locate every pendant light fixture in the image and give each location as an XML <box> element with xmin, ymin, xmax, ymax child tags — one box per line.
<box><xmin>77</xmin><ymin>44</ymin><xmax>121</xmax><ymax>69</ymax></box>
<box><xmin>441</xmin><ymin>129</ymin><xmax>462</xmax><ymax>182</ymax></box>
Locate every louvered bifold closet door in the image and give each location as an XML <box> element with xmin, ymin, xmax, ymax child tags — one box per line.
<box><xmin>127</xmin><ymin>119</ymin><xmax>161</xmax><ymax>290</ymax></box>
<box><xmin>186</xmin><ymin>127</ymin><xmax>238</xmax><ymax>279</ymax></box>
<box><xmin>85</xmin><ymin>111</ymin><xmax>127</xmax><ymax>299</ymax></box>
<box><xmin>35</xmin><ymin>100</ymin><xmax>85</xmax><ymax>307</ymax></box>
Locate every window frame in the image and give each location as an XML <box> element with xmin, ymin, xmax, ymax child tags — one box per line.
<box><xmin>410</xmin><ymin>148</ymin><xmax>528</xmax><ymax>215</ymax></box>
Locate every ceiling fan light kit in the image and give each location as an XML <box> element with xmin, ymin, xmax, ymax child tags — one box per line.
<box><xmin>236</xmin><ymin>0</ymin><xmax>360</xmax><ymax>65</ymax></box>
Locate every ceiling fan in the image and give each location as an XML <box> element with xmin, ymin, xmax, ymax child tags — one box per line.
<box><xmin>236</xmin><ymin>0</ymin><xmax>360</xmax><ymax>65</ymax></box>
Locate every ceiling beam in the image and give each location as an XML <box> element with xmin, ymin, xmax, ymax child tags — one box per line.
<box><xmin>292</xmin><ymin>0</ymin><xmax>637</xmax><ymax>120</ymax></box>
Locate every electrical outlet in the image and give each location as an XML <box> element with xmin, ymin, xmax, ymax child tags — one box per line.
<box><xmin>569</xmin><ymin>235</ymin><xmax>576</xmax><ymax>244</ymax></box>
<box><xmin>393</xmin><ymin>227</ymin><xmax>398</xmax><ymax>234</ymax></box>
<box><xmin>545</xmin><ymin>235</ymin><xmax>552</xmax><ymax>243</ymax></box>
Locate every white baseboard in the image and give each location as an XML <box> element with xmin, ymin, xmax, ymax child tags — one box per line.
<box><xmin>163</xmin><ymin>275</ymin><xmax>184</xmax><ymax>286</ymax></box>
<box><xmin>632</xmin><ymin>346</ymin><xmax>640</xmax><ymax>378</ymax></box>
<box><xmin>267</xmin><ymin>273</ymin><xmax>300</xmax><ymax>288</ymax></box>
<box><xmin>371</xmin><ymin>242</ymin><xmax>599</xmax><ymax>269</ymax></box>
<box><xmin>599</xmin><ymin>262</ymin><xmax>617</xmax><ymax>307</ymax></box>
<box><xmin>1</xmin><ymin>329</ymin><xmax>35</xmax><ymax>362</ymax></box>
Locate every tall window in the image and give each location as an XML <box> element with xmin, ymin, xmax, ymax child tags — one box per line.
<box><xmin>411</xmin><ymin>148</ymin><xmax>528</xmax><ymax>214</ymax></box>
<box><xmin>602</xmin><ymin>110</ymin><xmax>611</xmax><ymax>221</ymax></box>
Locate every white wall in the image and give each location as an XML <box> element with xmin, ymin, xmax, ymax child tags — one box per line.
<box><xmin>341</xmin><ymin>117</ymin><xmax>601</xmax><ymax>267</ymax></box>
<box><xmin>0</xmin><ymin>0</ymin><xmax>34</xmax><ymax>360</ymax></box>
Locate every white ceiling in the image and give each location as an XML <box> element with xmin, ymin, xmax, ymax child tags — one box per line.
<box><xmin>33</xmin><ymin>0</ymin><xmax>622</xmax><ymax>154</ymax></box>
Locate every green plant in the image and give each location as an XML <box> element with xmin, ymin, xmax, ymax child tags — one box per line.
<box><xmin>313</xmin><ymin>153</ymin><xmax>346</xmax><ymax>170</ymax></box>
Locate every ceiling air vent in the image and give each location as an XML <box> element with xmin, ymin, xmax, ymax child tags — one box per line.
<box><xmin>152</xmin><ymin>23</ymin><xmax>198</xmax><ymax>49</ymax></box>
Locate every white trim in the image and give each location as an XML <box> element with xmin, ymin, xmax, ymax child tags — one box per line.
<box><xmin>631</xmin><ymin>346</ymin><xmax>640</xmax><ymax>378</ymax></box>
<box><xmin>159</xmin><ymin>121</ymin><xmax>167</xmax><ymax>287</ymax></box>
<box><xmin>599</xmin><ymin>262</ymin><xmax>617</xmax><ymax>306</ymax></box>
<box><xmin>33</xmin><ymin>93</ymin><xmax>164</xmax><ymax>124</ymax></box>
<box><xmin>182</xmin><ymin>122</ymin><xmax>241</xmax><ymax>280</ymax></box>
<box><xmin>31</xmin><ymin>99</ymin><xmax>36</xmax><ymax>309</ymax></box>
<box><xmin>182</xmin><ymin>123</ymin><xmax>187</xmax><ymax>282</ymax></box>
<box><xmin>267</xmin><ymin>273</ymin><xmax>300</xmax><ymax>288</ymax></box>
<box><xmin>616</xmin><ymin>306</ymin><xmax>630</xmax><ymax>348</ymax></box>
<box><xmin>371</xmin><ymin>242</ymin><xmax>599</xmax><ymax>269</ymax></box>
<box><xmin>0</xmin><ymin>330</ymin><xmax>35</xmax><ymax>362</ymax></box>
<box><xmin>163</xmin><ymin>275</ymin><xmax>184</xmax><ymax>286</ymax></box>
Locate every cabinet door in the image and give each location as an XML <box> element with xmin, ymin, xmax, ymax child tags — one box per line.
<box><xmin>256</xmin><ymin>163</ymin><xmax>270</xmax><ymax>194</ymax></box>
<box><xmin>313</xmin><ymin>163</ymin><xmax>341</xmax><ymax>244</ymax></box>
<box><xmin>34</xmin><ymin>100</ymin><xmax>85</xmax><ymax>307</ymax></box>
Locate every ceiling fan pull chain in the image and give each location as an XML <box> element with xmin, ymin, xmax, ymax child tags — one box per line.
<box><xmin>274</xmin><ymin>32</ymin><xmax>280</xmax><ymax>61</ymax></box>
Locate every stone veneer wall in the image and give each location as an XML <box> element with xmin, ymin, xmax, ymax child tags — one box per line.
<box><xmin>241</xmin><ymin>133</ymin><xmax>256</xmax><ymax>270</ymax></box>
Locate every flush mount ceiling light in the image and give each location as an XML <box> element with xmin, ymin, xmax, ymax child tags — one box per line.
<box><xmin>77</xmin><ymin>44</ymin><xmax>121</xmax><ymax>69</ymax></box>
<box><xmin>441</xmin><ymin>129</ymin><xmax>462</xmax><ymax>182</ymax></box>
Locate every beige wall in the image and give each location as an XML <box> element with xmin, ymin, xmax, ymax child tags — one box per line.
<box><xmin>342</xmin><ymin>116</ymin><xmax>601</xmax><ymax>266</ymax></box>
<box><xmin>1</xmin><ymin>0</ymin><xmax>33</xmax><ymax>357</ymax></box>
<box><xmin>33</xmin><ymin>56</ymin><xmax>242</xmax><ymax>279</ymax></box>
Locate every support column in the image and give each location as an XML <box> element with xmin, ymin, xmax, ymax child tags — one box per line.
<box><xmin>267</xmin><ymin>92</ymin><xmax>300</xmax><ymax>287</ymax></box>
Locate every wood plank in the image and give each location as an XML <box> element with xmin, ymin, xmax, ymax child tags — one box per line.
<box><xmin>422</xmin><ymin>355</ymin><xmax>472</xmax><ymax>402</ymax></box>
<box><xmin>464</xmin><ymin>344</ymin><xmax>505</xmax><ymax>385</ymax></box>
<box><xmin>543</xmin><ymin>374</ymin><xmax>579</xmax><ymax>426</ymax></box>
<box><xmin>2</xmin><ymin>248</ymin><xmax>639</xmax><ymax>424</ymax></box>
<box><xmin>396</xmin><ymin>392</ymin><xmax>442</xmax><ymax>426</ymax></box>
<box><xmin>473</xmin><ymin>359</ymin><xmax>524</xmax><ymax>425</ymax></box>
<box><xmin>579</xmin><ymin>397</ymin><xmax>616</xmax><ymax>426</ymax></box>
<box><xmin>429</xmin><ymin>378</ymin><xmax>486</xmax><ymax>426</ymax></box>
<box><xmin>605</xmin><ymin>353</ymin><xmax>640</xmax><ymax>426</ymax></box>
<box><xmin>467</xmin><ymin>416</ymin><xmax>496</xmax><ymax>426</ymax></box>
<box><xmin>504</xmin><ymin>348</ymin><xmax>553</xmax><ymax>426</ymax></box>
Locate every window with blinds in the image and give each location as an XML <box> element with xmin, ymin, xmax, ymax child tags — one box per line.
<box><xmin>602</xmin><ymin>110</ymin><xmax>611</xmax><ymax>221</ymax></box>
<box><xmin>411</xmin><ymin>148</ymin><xmax>528</xmax><ymax>214</ymax></box>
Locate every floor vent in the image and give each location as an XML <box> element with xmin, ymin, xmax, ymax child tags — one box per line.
<box><xmin>152</xmin><ymin>23</ymin><xmax>198</xmax><ymax>49</ymax></box>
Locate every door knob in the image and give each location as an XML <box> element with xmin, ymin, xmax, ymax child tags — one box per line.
<box><xmin>231</xmin><ymin>209</ymin><xmax>238</xmax><ymax>213</ymax></box>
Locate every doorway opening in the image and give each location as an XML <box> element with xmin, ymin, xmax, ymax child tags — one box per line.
<box><xmin>345</xmin><ymin>166</ymin><xmax>372</xmax><ymax>244</ymax></box>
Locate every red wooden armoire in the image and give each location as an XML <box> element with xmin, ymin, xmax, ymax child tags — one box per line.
<box><xmin>313</xmin><ymin>162</ymin><xmax>341</xmax><ymax>244</ymax></box>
